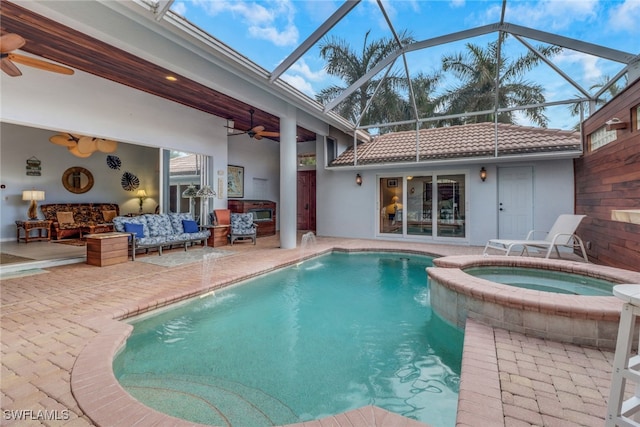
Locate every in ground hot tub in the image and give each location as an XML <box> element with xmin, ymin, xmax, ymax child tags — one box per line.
<box><xmin>427</xmin><ymin>256</ymin><xmax>640</xmax><ymax>349</ymax></box>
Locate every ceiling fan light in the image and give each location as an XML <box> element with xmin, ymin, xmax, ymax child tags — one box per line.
<box><xmin>68</xmin><ymin>144</ymin><xmax>92</xmax><ymax>158</ymax></box>
<box><xmin>77</xmin><ymin>136</ymin><xmax>98</xmax><ymax>154</ymax></box>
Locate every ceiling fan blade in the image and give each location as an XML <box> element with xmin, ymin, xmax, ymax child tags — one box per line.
<box><xmin>9</xmin><ymin>53</ymin><xmax>74</xmax><ymax>75</ymax></box>
<box><xmin>0</xmin><ymin>33</ymin><xmax>25</xmax><ymax>53</ymax></box>
<box><xmin>252</xmin><ymin>125</ymin><xmax>265</xmax><ymax>133</ymax></box>
<box><xmin>49</xmin><ymin>134</ymin><xmax>77</xmax><ymax>147</ymax></box>
<box><xmin>253</xmin><ymin>134</ymin><xmax>263</xmax><ymax>140</ymax></box>
<box><xmin>1</xmin><ymin>57</ymin><xmax>21</xmax><ymax>76</ymax></box>
<box><xmin>257</xmin><ymin>131</ymin><xmax>280</xmax><ymax>138</ymax></box>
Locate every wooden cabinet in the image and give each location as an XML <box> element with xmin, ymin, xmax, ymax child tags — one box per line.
<box><xmin>204</xmin><ymin>225</ymin><xmax>230</xmax><ymax>247</ymax></box>
<box><xmin>85</xmin><ymin>232</ymin><xmax>129</xmax><ymax>266</ymax></box>
<box><xmin>228</xmin><ymin>200</ymin><xmax>276</xmax><ymax>237</ymax></box>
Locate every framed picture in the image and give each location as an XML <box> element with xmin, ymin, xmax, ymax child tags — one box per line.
<box><xmin>227</xmin><ymin>165</ymin><xmax>244</xmax><ymax>198</ymax></box>
<box><xmin>387</xmin><ymin>178</ymin><xmax>398</xmax><ymax>188</ymax></box>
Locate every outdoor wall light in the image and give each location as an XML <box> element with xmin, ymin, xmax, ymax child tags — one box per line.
<box><xmin>356</xmin><ymin>173</ymin><xmax>362</xmax><ymax>186</ymax></box>
<box><xmin>605</xmin><ymin>117</ymin><xmax>627</xmax><ymax>131</ymax></box>
<box><xmin>480</xmin><ymin>167</ymin><xmax>487</xmax><ymax>182</ymax></box>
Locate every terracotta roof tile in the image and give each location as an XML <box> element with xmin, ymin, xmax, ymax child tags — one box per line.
<box><xmin>331</xmin><ymin>123</ymin><xmax>581</xmax><ymax>166</ymax></box>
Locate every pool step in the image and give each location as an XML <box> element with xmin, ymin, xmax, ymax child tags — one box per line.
<box><xmin>118</xmin><ymin>373</ymin><xmax>299</xmax><ymax>426</ymax></box>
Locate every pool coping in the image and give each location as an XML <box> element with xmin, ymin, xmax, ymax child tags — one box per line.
<box><xmin>70</xmin><ymin>250</ymin><xmax>639</xmax><ymax>427</ymax></box>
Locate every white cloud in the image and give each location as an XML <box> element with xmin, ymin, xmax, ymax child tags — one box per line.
<box><xmin>288</xmin><ymin>60</ymin><xmax>327</xmax><ymax>82</ymax></box>
<box><xmin>555</xmin><ymin>50</ymin><xmax>603</xmax><ymax>85</ymax></box>
<box><xmin>171</xmin><ymin>1</ymin><xmax>187</xmax><ymax>16</ymax></box>
<box><xmin>281</xmin><ymin>73</ymin><xmax>316</xmax><ymax>96</ymax></box>
<box><xmin>506</xmin><ymin>0</ymin><xmax>598</xmax><ymax>30</ymax></box>
<box><xmin>449</xmin><ymin>0</ymin><xmax>465</xmax><ymax>9</ymax></box>
<box><xmin>608</xmin><ymin>0</ymin><xmax>640</xmax><ymax>33</ymax></box>
<box><xmin>193</xmin><ymin>0</ymin><xmax>299</xmax><ymax>47</ymax></box>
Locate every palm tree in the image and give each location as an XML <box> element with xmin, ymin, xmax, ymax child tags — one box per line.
<box><xmin>568</xmin><ymin>74</ymin><xmax>628</xmax><ymax>117</ymax></box>
<box><xmin>316</xmin><ymin>30</ymin><xmax>418</xmax><ymax>130</ymax></box>
<box><xmin>437</xmin><ymin>39</ymin><xmax>561</xmax><ymax>127</ymax></box>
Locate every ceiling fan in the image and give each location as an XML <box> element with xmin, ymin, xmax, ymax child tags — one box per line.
<box><xmin>0</xmin><ymin>33</ymin><xmax>74</xmax><ymax>77</ymax></box>
<box><xmin>227</xmin><ymin>109</ymin><xmax>280</xmax><ymax>140</ymax></box>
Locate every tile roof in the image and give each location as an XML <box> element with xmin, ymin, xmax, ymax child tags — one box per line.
<box><xmin>330</xmin><ymin>123</ymin><xmax>581</xmax><ymax>166</ymax></box>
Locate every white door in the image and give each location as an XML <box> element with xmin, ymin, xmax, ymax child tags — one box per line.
<box><xmin>498</xmin><ymin>166</ymin><xmax>533</xmax><ymax>240</ymax></box>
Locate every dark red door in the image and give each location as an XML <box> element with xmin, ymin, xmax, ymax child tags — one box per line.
<box><xmin>297</xmin><ymin>171</ymin><xmax>316</xmax><ymax>231</ymax></box>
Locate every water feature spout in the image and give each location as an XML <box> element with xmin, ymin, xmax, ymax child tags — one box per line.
<box><xmin>298</xmin><ymin>232</ymin><xmax>317</xmax><ymax>266</ymax></box>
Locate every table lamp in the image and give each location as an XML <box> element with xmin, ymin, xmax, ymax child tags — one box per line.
<box><xmin>136</xmin><ymin>189</ymin><xmax>147</xmax><ymax>213</ymax></box>
<box><xmin>23</xmin><ymin>190</ymin><xmax>45</xmax><ymax>220</ymax></box>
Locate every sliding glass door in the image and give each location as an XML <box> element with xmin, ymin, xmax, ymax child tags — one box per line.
<box><xmin>379</xmin><ymin>174</ymin><xmax>466</xmax><ymax>239</ymax></box>
<box><xmin>379</xmin><ymin>177</ymin><xmax>403</xmax><ymax>234</ymax></box>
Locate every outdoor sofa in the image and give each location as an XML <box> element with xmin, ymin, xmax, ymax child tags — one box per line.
<box><xmin>112</xmin><ymin>213</ymin><xmax>210</xmax><ymax>260</ymax></box>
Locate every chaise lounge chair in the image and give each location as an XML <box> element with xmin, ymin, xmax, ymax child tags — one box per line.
<box><xmin>483</xmin><ymin>214</ymin><xmax>588</xmax><ymax>262</ymax></box>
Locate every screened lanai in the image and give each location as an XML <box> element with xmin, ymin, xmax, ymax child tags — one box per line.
<box><xmin>155</xmin><ymin>0</ymin><xmax>639</xmax><ymax>151</ymax></box>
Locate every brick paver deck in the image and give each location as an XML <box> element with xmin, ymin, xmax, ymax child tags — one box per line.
<box><xmin>0</xmin><ymin>235</ymin><xmax>630</xmax><ymax>426</ymax></box>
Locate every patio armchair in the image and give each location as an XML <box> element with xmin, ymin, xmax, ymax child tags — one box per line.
<box><xmin>229</xmin><ymin>212</ymin><xmax>257</xmax><ymax>245</ymax></box>
<box><xmin>483</xmin><ymin>214</ymin><xmax>588</xmax><ymax>261</ymax></box>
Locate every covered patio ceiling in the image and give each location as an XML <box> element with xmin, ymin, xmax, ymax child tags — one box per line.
<box><xmin>1</xmin><ymin>0</ymin><xmax>639</xmax><ymax>141</ymax></box>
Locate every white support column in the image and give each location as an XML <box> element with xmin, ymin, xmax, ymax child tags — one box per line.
<box><xmin>279</xmin><ymin>105</ymin><xmax>297</xmax><ymax>249</ymax></box>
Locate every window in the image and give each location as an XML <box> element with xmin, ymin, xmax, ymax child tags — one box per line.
<box><xmin>634</xmin><ymin>105</ymin><xmax>640</xmax><ymax>131</ymax></box>
<box><xmin>589</xmin><ymin>125</ymin><xmax>617</xmax><ymax>151</ymax></box>
<box><xmin>325</xmin><ymin>137</ymin><xmax>337</xmax><ymax>166</ymax></box>
<box><xmin>298</xmin><ymin>153</ymin><xmax>316</xmax><ymax>167</ymax></box>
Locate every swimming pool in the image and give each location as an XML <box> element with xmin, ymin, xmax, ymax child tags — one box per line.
<box><xmin>113</xmin><ymin>252</ymin><xmax>463</xmax><ymax>426</ymax></box>
<box><xmin>464</xmin><ymin>266</ymin><xmax>614</xmax><ymax>296</ymax></box>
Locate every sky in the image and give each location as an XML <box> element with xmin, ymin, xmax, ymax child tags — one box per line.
<box><xmin>168</xmin><ymin>0</ymin><xmax>640</xmax><ymax>130</ymax></box>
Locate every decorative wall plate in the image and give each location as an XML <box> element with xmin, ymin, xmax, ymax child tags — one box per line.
<box><xmin>106</xmin><ymin>155</ymin><xmax>121</xmax><ymax>170</ymax></box>
<box><xmin>121</xmin><ymin>171</ymin><xmax>140</xmax><ymax>191</ymax></box>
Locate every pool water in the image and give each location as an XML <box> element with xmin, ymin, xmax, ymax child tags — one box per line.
<box><xmin>114</xmin><ymin>252</ymin><xmax>463</xmax><ymax>426</ymax></box>
<box><xmin>465</xmin><ymin>266</ymin><xmax>614</xmax><ymax>296</ymax></box>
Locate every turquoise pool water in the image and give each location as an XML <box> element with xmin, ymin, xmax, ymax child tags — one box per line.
<box><xmin>465</xmin><ymin>266</ymin><xmax>614</xmax><ymax>296</ymax></box>
<box><xmin>114</xmin><ymin>252</ymin><xmax>463</xmax><ymax>426</ymax></box>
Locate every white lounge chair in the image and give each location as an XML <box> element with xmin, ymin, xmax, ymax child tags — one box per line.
<box><xmin>483</xmin><ymin>214</ymin><xmax>588</xmax><ymax>262</ymax></box>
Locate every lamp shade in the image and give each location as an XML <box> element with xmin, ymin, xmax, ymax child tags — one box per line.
<box><xmin>136</xmin><ymin>189</ymin><xmax>147</xmax><ymax>198</ymax></box>
<box><xmin>196</xmin><ymin>185</ymin><xmax>216</xmax><ymax>198</ymax></box>
<box><xmin>22</xmin><ymin>190</ymin><xmax>45</xmax><ymax>201</ymax></box>
<box><xmin>182</xmin><ymin>184</ymin><xmax>198</xmax><ymax>198</ymax></box>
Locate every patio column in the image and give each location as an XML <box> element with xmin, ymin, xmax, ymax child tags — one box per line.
<box><xmin>279</xmin><ymin>105</ymin><xmax>297</xmax><ymax>249</ymax></box>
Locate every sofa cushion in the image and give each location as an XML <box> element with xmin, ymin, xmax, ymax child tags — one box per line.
<box><xmin>144</xmin><ymin>214</ymin><xmax>173</xmax><ymax>237</ymax></box>
<box><xmin>113</xmin><ymin>216</ymin><xmax>148</xmax><ymax>236</ymax></box>
<box><xmin>102</xmin><ymin>210</ymin><xmax>117</xmax><ymax>222</ymax></box>
<box><xmin>56</xmin><ymin>211</ymin><xmax>75</xmax><ymax>224</ymax></box>
<box><xmin>168</xmin><ymin>213</ymin><xmax>195</xmax><ymax>234</ymax></box>
<box><xmin>124</xmin><ymin>222</ymin><xmax>144</xmax><ymax>238</ymax></box>
<box><xmin>182</xmin><ymin>219</ymin><xmax>199</xmax><ymax>233</ymax></box>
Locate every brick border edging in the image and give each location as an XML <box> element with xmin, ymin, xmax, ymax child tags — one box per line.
<box><xmin>456</xmin><ymin>319</ymin><xmax>504</xmax><ymax>426</ymax></box>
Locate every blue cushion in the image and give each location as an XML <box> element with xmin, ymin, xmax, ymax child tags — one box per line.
<box><xmin>182</xmin><ymin>219</ymin><xmax>199</xmax><ymax>233</ymax></box>
<box><xmin>124</xmin><ymin>222</ymin><xmax>144</xmax><ymax>238</ymax></box>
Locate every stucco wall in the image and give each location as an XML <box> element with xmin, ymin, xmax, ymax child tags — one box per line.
<box><xmin>316</xmin><ymin>158</ymin><xmax>576</xmax><ymax>247</ymax></box>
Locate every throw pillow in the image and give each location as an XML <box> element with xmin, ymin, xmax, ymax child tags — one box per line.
<box><xmin>182</xmin><ymin>219</ymin><xmax>199</xmax><ymax>233</ymax></box>
<box><xmin>56</xmin><ymin>211</ymin><xmax>75</xmax><ymax>224</ymax></box>
<box><xmin>124</xmin><ymin>222</ymin><xmax>144</xmax><ymax>238</ymax></box>
<box><xmin>102</xmin><ymin>210</ymin><xmax>117</xmax><ymax>222</ymax></box>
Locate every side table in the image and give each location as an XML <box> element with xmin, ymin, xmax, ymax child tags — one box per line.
<box><xmin>16</xmin><ymin>220</ymin><xmax>52</xmax><ymax>243</ymax></box>
<box><xmin>203</xmin><ymin>225</ymin><xmax>230</xmax><ymax>247</ymax></box>
<box><xmin>85</xmin><ymin>232</ymin><xmax>129</xmax><ymax>266</ymax></box>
